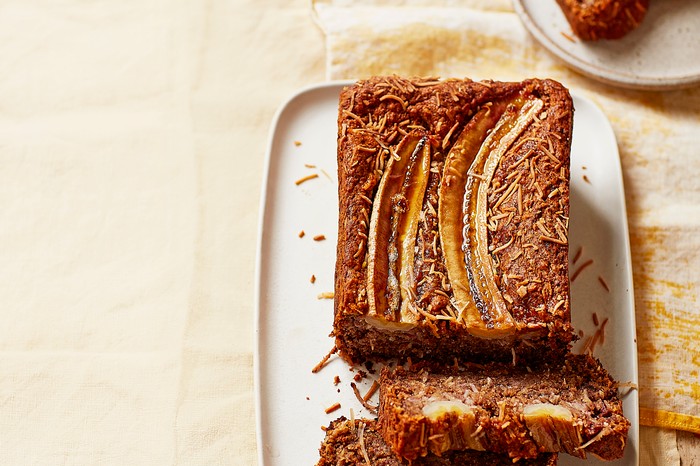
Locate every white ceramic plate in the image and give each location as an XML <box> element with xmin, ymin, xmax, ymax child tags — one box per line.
<box><xmin>513</xmin><ymin>0</ymin><xmax>700</xmax><ymax>90</ymax></box>
<box><xmin>254</xmin><ymin>82</ymin><xmax>639</xmax><ymax>466</ymax></box>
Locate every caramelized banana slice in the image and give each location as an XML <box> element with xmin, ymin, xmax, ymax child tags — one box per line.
<box><xmin>463</xmin><ymin>97</ymin><xmax>543</xmax><ymax>336</ymax></box>
<box><xmin>398</xmin><ymin>137</ymin><xmax>431</xmax><ymax>323</ymax></box>
<box><xmin>438</xmin><ymin>104</ymin><xmax>508</xmax><ymax>335</ymax></box>
<box><xmin>523</xmin><ymin>403</ymin><xmax>583</xmax><ymax>457</ymax></box>
<box><xmin>422</xmin><ymin>400</ymin><xmax>474</xmax><ymax>420</ymax></box>
<box><xmin>367</xmin><ymin>133</ymin><xmax>430</xmax><ymax>328</ymax></box>
<box><xmin>422</xmin><ymin>401</ymin><xmax>485</xmax><ymax>454</ymax></box>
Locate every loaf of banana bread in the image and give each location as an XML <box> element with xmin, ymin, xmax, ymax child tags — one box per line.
<box><xmin>378</xmin><ymin>354</ymin><xmax>630</xmax><ymax>461</ymax></box>
<box><xmin>333</xmin><ymin>76</ymin><xmax>575</xmax><ymax>366</ymax></box>
<box><xmin>317</xmin><ymin>417</ymin><xmax>558</xmax><ymax>465</ymax></box>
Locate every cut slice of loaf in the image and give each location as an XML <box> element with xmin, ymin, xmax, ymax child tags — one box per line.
<box><xmin>317</xmin><ymin>417</ymin><xmax>558</xmax><ymax>466</ymax></box>
<box><xmin>378</xmin><ymin>353</ymin><xmax>630</xmax><ymax>461</ymax></box>
<box><xmin>334</xmin><ymin>76</ymin><xmax>575</xmax><ymax>366</ymax></box>
<box><xmin>556</xmin><ymin>0</ymin><xmax>649</xmax><ymax>41</ymax></box>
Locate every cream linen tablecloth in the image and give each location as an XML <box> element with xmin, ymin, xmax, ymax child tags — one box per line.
<box><xmin>313</xmin><ymin>0</ymin><xmax>700</xmax><ymax>464</ymax></box>
<box><xmin>0</xmin><ymin>1</ymin><xmax>323</xmax><ymax>464</ymax></box>
<box><xmin>4</xmin><ymin>0</ymin><xmax>697</xmax><ymax>464</ymax></box>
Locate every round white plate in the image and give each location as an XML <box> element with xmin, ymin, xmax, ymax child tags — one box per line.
<box><xmin>513</xmin><ymin>0</ymin><xmax>700</xmax><ymax>90</ymax></box>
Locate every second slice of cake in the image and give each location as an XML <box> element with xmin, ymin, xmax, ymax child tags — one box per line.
<box><xmin>317</xmin><ymin>417</ymin><xmax>558</xmax><ymax>465</ymax></box>
<box><xmin>378</xmin><ymin>354</ymin><xmax>630</xmax><ymax>461</ymax></box>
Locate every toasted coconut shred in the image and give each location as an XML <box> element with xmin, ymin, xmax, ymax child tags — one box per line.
<box><xmin>572</xmin><ymin>245</ymin><xmax>583</xmax><ymax>264</ymax></box>
<box><xmin>357</xmin><ymin>422</ymin><xmax>372</xmax><ymax>466</ymax></box>
<box><xmin>580</xmin><ymin>316</ymin><xmax>610</xmax><ymax>355</ymax></box>
<box><xmin>295</xmin><ymin>173</ymin><xmax>318</xmax><ymax>185</ymax></box>
<box><xmin>576</xmin><ymin>426</ymin><xmax>612</xmax><ymax>452</ymax></box>
<box><xmin>312</xmin><ymin>345</ymin><xmax>338</xmax><ymax>373</ymax></box>
<box><xmin>349</xmin><ymin>409</ymin><xmax>356</xmax><ymax>434</ymax></box>
<box><xmin>618</xmin><ymin>381</ymin><xmax>638</xmax><ymax>398</ymax></box>
<box><xmin>571</xmin><ymin>259</ymin><xmax>593</xmax><ymax>282</ymax></box>
<box><xmin>351</xmin><ymin>382</ymin><xmax>379</xmax><ymax>413</ymax></box>
<box><xmin>325</xmin><ymin>402</ymin><xmax>341</xmax><ymax>414</ymax></box>
<box><xmin>363</xmin><ymin>380</ymin><xmax>380</xmax><ymax>401</ymax></box>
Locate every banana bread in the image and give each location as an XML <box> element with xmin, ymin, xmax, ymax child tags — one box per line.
<box><xmin>333</xmin><ymin>76</ymin><xmax>575</xmax><ymax>366</ymax></box>
<box><xmin>317</xmin><ymin>417</ymin><xmax>558</xmax><ymax>465</ymax></box>
<box><xmin>378</xmin><ymin>353</ymin><xmax>630</xmax><ymax>461</ymax></box>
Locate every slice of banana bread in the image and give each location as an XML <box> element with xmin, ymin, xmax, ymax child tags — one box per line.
<box><xmin>378</xmin><ymin>353</ymin><xmax>630</xmax><ymax>461</ymax></box>
<box><xmin>556</xmin><ymin>0</ymin><xmax>649</xmax><ymax>41</ymax></box>
<box><xmin>334</xmin><ymin>76</ymin><xmax>575</xmax><ymax>366</ymax></box>
<box><xmin>317</xmin><ymin>417</ymin><xmax>558</xmax><ymax>465</ymax></box>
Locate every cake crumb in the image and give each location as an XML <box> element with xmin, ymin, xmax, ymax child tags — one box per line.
<box><xmin>313</xmin><ymin>234</ymin><xmax>326</xmax><ymax>241</ymax></box>
<box><xmin>353</xmin><ymin>371</ymin><xmax>367</xmax><ymax>382</ymax></box>
<box><xmin>294</xmin><ymin>140</ymin><xmax>302</xmax><ymax>147</ymax></box>
<box><xmin>583</xmin><ymin>174</ymin><xmax>591</xmax><ymax>184</ymax></box>
<box><xmin>310</xmin><ymin>274</ymin><xmax>316</xmax><ymax>284</ymax></box>
<box><xmin>317</xmin><ymin>292</ymin><xmax>334</xmax><ymax>300</ymax></box>
<box><xmin>298</xmin><ymin>230</ymin><xmax>305</xmax><ymax>238</ymax></box>
<box><xmin>333</xmin><ymin>375</ymin><xmax>341</xmax><ymax>386</ymax></box>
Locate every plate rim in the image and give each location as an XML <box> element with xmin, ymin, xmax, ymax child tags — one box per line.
<box><xmin>512</xmin><ymin>0</ymin><xmax>700</xmax><ymax>91</ymax></box>
<box><xmin>253</xmin><ymin>81</ymin><xmax>352</xmax><ymax>466</ymax></box>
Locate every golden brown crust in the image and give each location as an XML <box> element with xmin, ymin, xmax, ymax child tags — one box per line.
<box><xmin>333</xmin><ymin>76</ymin><xmax>575</xmax><ymax>366</ymax></box>
<box><xmin>378</xmin><ymin>354</ymin><xmax>630</xmax><ymax>461</ymax></box>
<box><xmin>318</xmin><ymin>417</ymin><xmax>558</xmax><ymax>466</ymax></box>
<box><xmin>556</xmin><ymin>0</ymin><xmax>649</xmax><ymax>41</ymax></box>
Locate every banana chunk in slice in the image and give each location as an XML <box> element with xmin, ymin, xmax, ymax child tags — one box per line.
<box><xmin>523</xmin><ymin>403</ymin><xmax>583</xmax><ymax>456</ymax></box>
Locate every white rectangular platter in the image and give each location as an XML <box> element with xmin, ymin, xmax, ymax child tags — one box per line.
<box><xmin>255</xmin><ymin>82</ymin><xmax>639</xmax><ymax>466</ymax></box>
